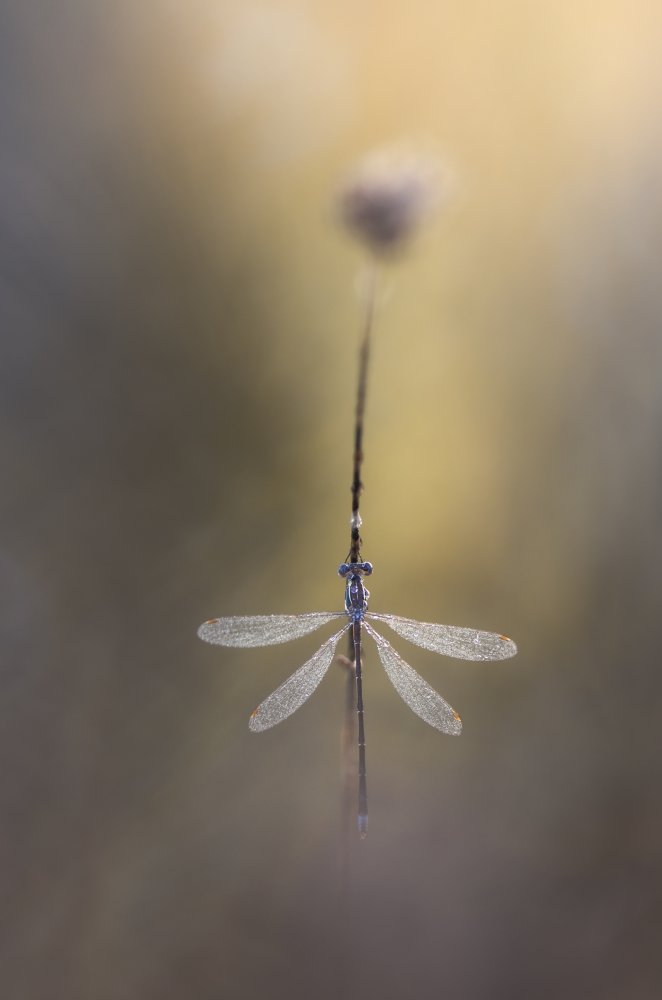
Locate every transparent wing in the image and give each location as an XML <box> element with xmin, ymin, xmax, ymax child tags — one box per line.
<box><xmin>249</xmin><ymin>625</ymin><xmax>350</xmax><ymax>732</ymax></box>
<box><xmin>197</xmin><ymin>612</ymin><xmax>344</xmax><ymax>648</ymax></box>
<box><xmin>367</xmin><ymin>612</ymin><xmax>517</xmax><ymax>661</ymax></box>
<box><xmin>364</xmin><ymin>622</ymin><xmax>462</xmax><ymax>735</ymax></box>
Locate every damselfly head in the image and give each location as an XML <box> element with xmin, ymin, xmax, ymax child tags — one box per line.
<box><xmin>338</xmin><ymin>561</ymin><xmax>373</xmax><ymax>578</ymax></box>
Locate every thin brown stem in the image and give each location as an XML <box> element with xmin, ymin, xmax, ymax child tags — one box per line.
<box><xmin>348</xmin><ymin>265</ymin><xmax>378</xmax><ymax>565</ymax></box>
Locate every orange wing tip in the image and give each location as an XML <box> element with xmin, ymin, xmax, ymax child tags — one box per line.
<box><xmin>498</xmin><ymin>634</ymin><xmax>511</xmax><ymax>642</ymax></box>
<box><xmin>452</xmin><ymin>709</ymin><xmax>462</xmax><ymax>722</ymax></box>
<box><xmin>203</xmin><ymin>618</ymin><xmax>218</xmax><ymax>626</ymax></box>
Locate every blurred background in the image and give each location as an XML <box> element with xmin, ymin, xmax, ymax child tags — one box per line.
<box><xmin>2</xmin><ymin>1</ymin><xmax>662</xmax><ymax>997</ymax></box>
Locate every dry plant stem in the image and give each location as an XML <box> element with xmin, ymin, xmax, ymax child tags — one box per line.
<box><xmin>347</xmin><ymin>263</ymin><xmax>379</xmax><ymax>840</ymax></box>
<box><xmin>348</xmin><ymin>264</ymin><xmax>378</xmax><ymax>567</ymax></box>
<box><xmin>339</xmin><ymin>264</ymin><xmax>378</xmax><ymax>879</ymax></box>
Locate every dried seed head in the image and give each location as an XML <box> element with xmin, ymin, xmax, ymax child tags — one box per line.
<box><xmin>338</xmin><ymin>147</ymin><xmax>442</xmax><ymax>256</ymax></box>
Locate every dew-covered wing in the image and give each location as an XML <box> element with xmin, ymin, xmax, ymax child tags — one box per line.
<box><xmin>249</xmin><ymin>626</ymin><xmax>349</xmax><ymax>732</ymax></box>
<box><xmin>197</xmin><ymin>612</ymin><xmax>344</xmax><ymax>648</ymax></box>
<box><xmin>364</xmin><ymin>623</ymin><xmax>462</xmax><ymax>735</ymax></box>
<box><xmin>367</xmin><ymin>613</ymin><xmax>517</xmax><ymax>661</ymax></box>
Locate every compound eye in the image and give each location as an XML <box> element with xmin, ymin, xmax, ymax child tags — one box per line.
<box><xmin>338</xmin><ymin>563</ymin><xmax>350</xmax><ymax>578</ymax></box>
<box><xmin>361</xmin><ymin>562</ymin><xmax>373</xmax><ymax>576</ymax></box>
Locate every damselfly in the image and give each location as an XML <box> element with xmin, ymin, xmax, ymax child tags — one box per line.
<box><xmin>198</xmin><ymin>213</ymin><xmax>516</xmax><ymax>834</ymax></box>
<box><xmin>197</xmin><ymin>559</ymin><xmax>517</xmax><ymax>834</ymax></box>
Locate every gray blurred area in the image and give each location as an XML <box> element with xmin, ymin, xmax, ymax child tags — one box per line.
<box><xmin>2</xmin><ymin>2</ymin><xmax>662</xmax><ymax>998</ymax></box>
